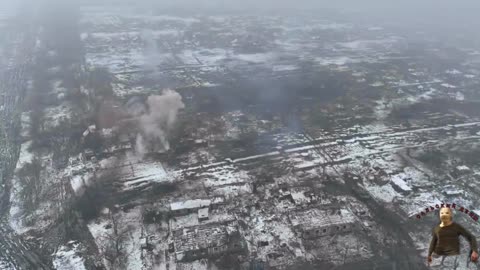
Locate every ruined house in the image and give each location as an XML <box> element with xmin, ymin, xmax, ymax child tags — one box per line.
<box><xmin>172</xmin><ymin>222</ymin><xmax>247</xmax><ymax>262</ymax></box>
<box><xmin>170</xmin><ymin>199</ymin><xmax>212</xmax><ymax>216</ymax></box>
<box><xmin>290</xmin><ymin>208</ymin><xmax>357</xmax><ymax>239</ymax></box>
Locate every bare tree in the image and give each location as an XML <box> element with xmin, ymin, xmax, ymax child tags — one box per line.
<box><xmin>98</xmin><ymin>209</ymin><xmax>133</xmax><ymax>270</ymax></box>
<box><xmin>17</xmin><ymin>158</ymin><xmax>44</xmax><ymax>214</ymax></box>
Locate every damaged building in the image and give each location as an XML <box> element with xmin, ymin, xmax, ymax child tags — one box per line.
<box><xmin>170</xmin><ymin>198</ymin><xmax>212</xmax><ymax>216</ymax></box>
<box><xmin>172</xmin><ymin>222</ymin><xmax>247</xmax><ymax>262</ymax></box>
<box><xmin>290</xmin><ymin>208</ymin><xmax>357</xmax><ymax>239</ymax></box>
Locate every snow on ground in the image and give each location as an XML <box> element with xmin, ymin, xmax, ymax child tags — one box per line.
<box><xmin>358</xmin><ymin>122</ymin><xmax>390</xmax><ymax>135</ymax></box>
<box><xmin>86</xmin><ymin>49</ymin><xmax>146</xmax><ymax>74</ymax></box>
<box><xmin>87</xmin><ymin>207</ymin><xmax>145</xmax><ymax>270</ymax></box>
<box><xmin>207</xmin><ymin>16</ymin><xmax>229</xmax><ymax>23</ymax></box>
<box><xmin>177</xmin><ymin>49</ymin><xmax>201</xmax><ymax>65</ymax></box>
<box><xmin>445</xmin><ymin>69</ymin><xmax>462</xmax><ymax>75</ymax></box>
<box><xmin>112</xmin><ymin>153</ymin><xmax>179</xmax><ymax>188</ymax></box>
<box><xmin>43</xmin><ymin>103</ymin><xmax>74</xmax><ymax>130</ymax></box>
<box><xmin>273</xmin><ymin>132</ymin><xmax>310</xmax><ymax>146</ymax></box>
<box><xmin>144</xmin><ymin>15</ymin><xmax>200</xmax><ymax>25</ymax></box>
<box><xmin>85</xmin><ymin>28</ymin><xmax>178</xmax><ymax>42</ymax></box>
<box><xmin>441</xmin><ymin>83</ymin><xmax>457</xmax><ymax>89</ymax></box>
<box><xmin>402</xmin><ymin>192</ymin><xmax>443</xmax><ymax>217</ymax></box>
<box><xmin>195</xmin><ymin>48</ymin><xmax>230</xmax><ymax>65</ymax></box>
<box><xmin>88</xmin><ymin>31</ymin><xmax>139</xmax><ymax>41</ymax></box>
<box><xmin>221</xmin><ymin>116</ymin><xmax>242</xmax><ymax>140</ymax></box>
<box><xmin>211</xmin><ymin>183</ymin><xmax>252</xmax><ymax>199</ymax></box>
<box><xmin>402</xmin><ymin>166</ymin><xmax>430</xmax><ymax>187</ymax></box>
<box><xmin>274</xmin><ymin>39</ymin><xmax>310</xmax><ymax>55</ymax></box>
<box><xmin>364</xmin><ymin>183</ymin><xmax>401</xmax><ymax>203</ymax></box>
<box><xmin>176</xmin><ymin>260</ymin><xmax>210</xmax><ymax>270</ymax></box>
<box><xmin>272</xmin><ymin>64</ymin><xmax>298</xmax><ymax>72</ymax></box>
<box><xmin>201</xmin><ymin>164</ymin><xmax>251</xmax><ymax>188</ymax></box>
<box><xmin>246</xmin><ymin>213</ymin><xmax>297</xmax><ymax>260</ymax></box>
<box><xmin>8</xmin><ymin>147</ymin><xmax>67</xmax><ymax>234</ymax></box>
<box><xmin>292</xmin><ymin>158</ymin><xmax>326</xmax><ymax>171</ymax></box>
<box><xmin>9</xmin><ymin>142</ymin><xmax>34</xmax><ymax>232</ymax></box>
<box><xmin>80</xmin><ymin>12</ymin><xmax>122</xmax><ymax>26</ymax></box>
<box><xmin>8</xmin><ymin>181</ymin><xmax>58</xmax><ymax>234</ymax></box>
<box><xmin>87</xmin><ymin>216</ymin><xmax>112</xmax><ymax>269</ymax></box>
<box><xmin>315</xmin><ymin>56</ymin><xmax>361</xmax><ymax>66</ymax></box>
<box><xmin>15</xmin><ymin>141</ymin><xmax>34</xmax><ymax>171</ymax></box>
<box><xmin>49</xmin><ymin>80</ymin><xmax>69</xmax><ymax>98</ymax></box>
<box><xmin>374</xmin><ymin>82</ymin><xmax>448</xmax><ymax>120</ymax></box>
<box><xmin>8</xmin><ymin>181</ymin><xmax>24</xmax><ymax>233</ymax></box>
<box><xmin>427</xmin><ymin>254</ymin><xmax>475</xmax><ymax>269</ymax></box>
<box><xmin>0</xmin><ymin>261</ymin><xmax>14</xmax><ymax>270</ymax></box>
<box><xmin>370</xmin><ymin>81</ymin><xmax>384</xmax><ymax>87</ymax></box>
<box><xmin>152</xmin><ymin>29</ymin><xmax>181</xmax><ymax>37</ymax></box>
<box><xmin>199</xmin><ymin>82</ymin><xmax>219</xmax><ymax>87</ymax></box>
<box><xmin>396</xmin><ymin>79</ymin><xmax>442</xmax><ymax>87</ymax></box>
<box><xmin>122</xmin><ymin>210</ymin><xmax>144</xmax><ymax>270</ymax></box>
<box><xmin>125</xmin><ymin>161</ymin><xmax>168</xmax><ymax>182</ymax></box>
<box><xmin>53</xmin><ymin>242</ymin><xmax>87</xmax><ymax>270</ymax></box>
<box><xmin>316</xmin><ymin>22</ymin><xmax>353</xmax><ymax>30</ymax></box>
<box><xmin>418</xmin><ymin>87</ymin><xmax>438</xmax><ymax>101</ymax></box>
<box><xmin>455</xmin><ymin>91</ymin><xmax>465</xmax><ymax>101</ymax></box>
<box><xmin>112</xmin><ymin>84</ymin><xmax>159</xmax><ymax>98</ymax></box>
<box><xmin>337</xmin><ymin>37</ymin><xmax>401</xmax><ymax>51</ymax></box>
<box><xmin>20</xmin><ymin>112</ymin><xmax>31</xmax><ymax>139</ymax></box>
<box><xmin>280</xmin><ymin>22</ymin><xmax>352</xmax><ymax>32</ymax></box>
<box><xmin>234</xmin><ymin>52</ymin><xmax>276</xmax><ymax>64</ymax></box>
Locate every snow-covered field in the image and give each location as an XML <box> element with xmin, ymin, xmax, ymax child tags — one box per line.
<box><xmin>4</xmin><ymin>4</ymin><xmax>479</xmax><ymax>269</ymax></box>
<box><xmin>53</xmin><ymin>242</ymin><xmax>87</xmax><ymax>270</ymax></box>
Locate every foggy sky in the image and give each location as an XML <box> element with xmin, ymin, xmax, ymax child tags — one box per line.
<box><xmin>72</xmin><ymin>0</ymin><xmax>480</xmax><ymax>12</ymax></box>
<box><xmin>3</xmin><ymin>0</ymin><xmax>480</xmax><ymax>20</ymax></box>
<box><xmin>69</xmin><ymin>0</ymin><xmax>480</xmax><ymax>37</ymax></box>
<box><xmin>2</xmin><ymin>0</ymin><xmax>479</xmax><ymax>44</ymax></box>
<box><xmin>48</xmin><ymin>0</ymin><xmax>480</xmax><ymax>29</ymax></box>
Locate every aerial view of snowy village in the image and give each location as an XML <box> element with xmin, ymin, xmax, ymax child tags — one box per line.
<box><xmin>1</xmin><ymin>0</ymin><xmax>480</xmax><ymax>269</ymax></box>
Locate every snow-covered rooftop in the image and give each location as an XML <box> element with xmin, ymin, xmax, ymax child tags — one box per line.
<box><xmin>170</xmin><ymin>199</ymin><xmax>211</xmax><ymax>211</ymax></box>
<box><xmin>290</xmin><ymin>208</ymin><xmax>356</xmax><ymax>229</ymax></box>
<box><xmin>391</xmin><ymin>174</ymin><xmax>412</xmax><ymax>192</ymax></box>
<box><xmin>456</xmin><ymin>165</ymin><xmax>471</xmax><ymax>171</ymax></box>
<box><xmin>198</xmin><ymin>208</ymin><xmax>209</xmax><ymax>220</ymax></box>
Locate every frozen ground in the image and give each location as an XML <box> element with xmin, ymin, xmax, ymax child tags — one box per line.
<box><xmin>3</xmin><ymin>4</ymin><xmax>480</xmax><ymax>269</ymax></box>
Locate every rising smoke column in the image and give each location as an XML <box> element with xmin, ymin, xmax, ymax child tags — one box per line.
<box><xmin>135</xmin><ymin>89</ymin><xmax>185</xmax><ymax>157</ymax></box>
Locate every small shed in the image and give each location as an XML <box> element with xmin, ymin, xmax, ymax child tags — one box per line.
<box><xmin>198</xmin><ymin>208</ymin><xmax>209</xmax><ymax>222</ymax></box>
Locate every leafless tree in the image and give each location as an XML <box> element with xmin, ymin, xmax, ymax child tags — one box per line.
<box><xmin>98</xmin><ymin>209</ymin><xmax>133</xmax><ymax>270</ymax></box>
<box><xmin>17</xmin><ymin>158</ymin><xmax>44</xmax><ymax>214</ymax></box>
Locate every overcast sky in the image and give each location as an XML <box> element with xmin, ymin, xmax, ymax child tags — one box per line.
<box><xmin>2</xmin><ymin>0</ymin><xmax>479</xmax><ymax>39</ymax></box>
<box><xmin>2</xmin><ymin>0</ymin><xmax>480</xmax><ymax>16</ymax></box>
<box><xmin>68</xmin><ymin>0</ymin><xmax>479</xmax><ymax>29</ymax></box>
<box><xmin>73</xmin><ymin>0</ymin><xmax>480</xmax><ymax>12</ymax></box>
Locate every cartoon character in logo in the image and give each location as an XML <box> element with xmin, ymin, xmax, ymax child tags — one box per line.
<box><xmin>427</xmin><ymin>207</ymin><xmax>478</xmax><ymax>266</ymax></box>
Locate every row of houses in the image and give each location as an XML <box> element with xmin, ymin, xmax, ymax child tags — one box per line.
<box><xmin>168</xmin><ymin>194</ymin><xmax>360</xmax><ymax>263</ymax></box>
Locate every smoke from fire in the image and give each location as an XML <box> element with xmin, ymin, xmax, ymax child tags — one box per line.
<box><xmin>134</xmin><ymin>89</ymin><xmax>185</xmax><ymax>157</ymax></box>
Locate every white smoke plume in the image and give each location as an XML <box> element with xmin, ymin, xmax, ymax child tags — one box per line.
<box><xmin>134</xmin><ymin>89</ymin><xmax>185</xmax><ymax>157</ymax></box>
